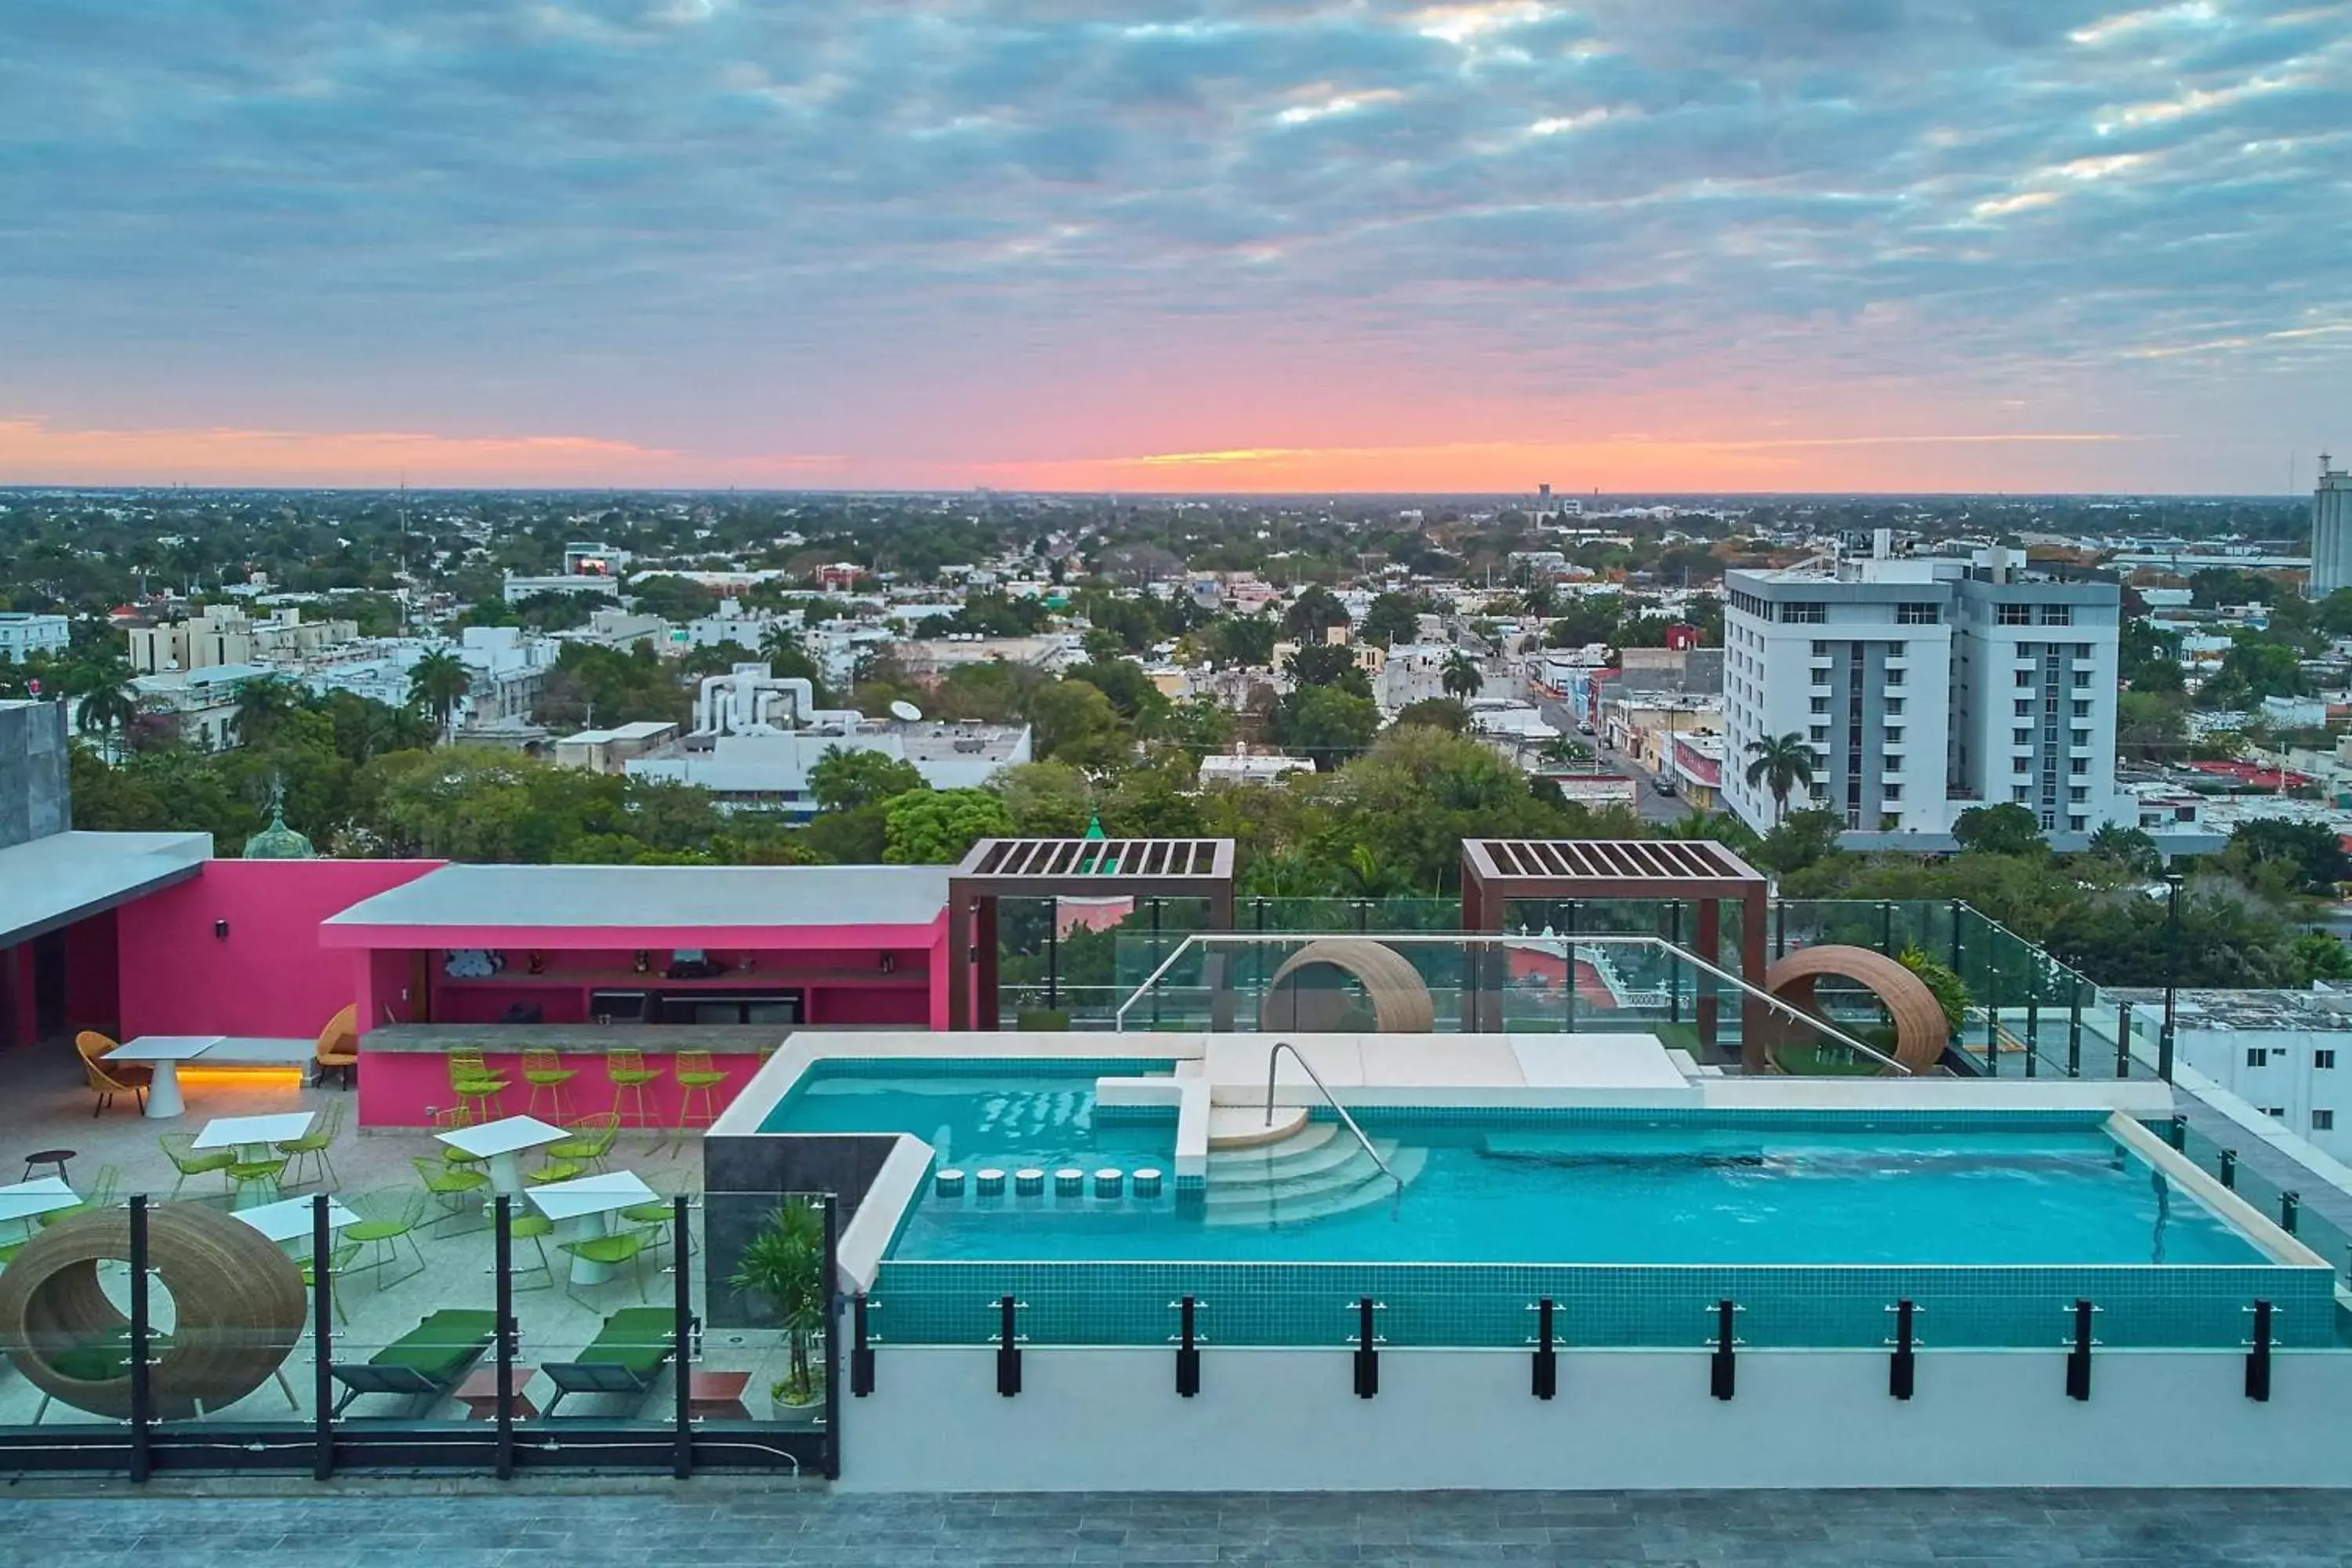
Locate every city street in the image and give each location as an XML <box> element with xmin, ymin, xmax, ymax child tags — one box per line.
<box><xmin>1524</xmin><ymin>686</ymin><xmax>1693</xmax><ymax>826</ymax></box>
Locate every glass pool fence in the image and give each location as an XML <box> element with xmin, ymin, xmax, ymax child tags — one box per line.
<box><xmin>0</xmin><ymin>1186</ymin><xmax>835</xmax><ymax>1479</ymax></box>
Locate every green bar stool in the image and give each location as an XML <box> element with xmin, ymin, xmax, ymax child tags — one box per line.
<box><xmin>671</xmin><ymin>1051</ymin><xmax>728</xmax><ymax>1142</ymax></box>
<box><xmin>522</xmin><ymin>1047</ymin><xmax>579</xmax><ymax>1121</ymax></box>
<box><xmin>604</xmin><ymin>1048</ymin><xmax>661</xmax><ymax>1130</ymax></box>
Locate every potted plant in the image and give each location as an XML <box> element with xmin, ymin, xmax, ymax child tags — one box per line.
<box><xmin>728</xmin><ymin>1200</ymin><xmax>827</xmax><ymax>1409</ymax></box>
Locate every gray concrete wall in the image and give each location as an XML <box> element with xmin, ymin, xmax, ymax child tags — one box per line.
<box><xmin>0</xmin><ymin>700</ymin><xmax>71</xmax><ymax>850</ymax></box>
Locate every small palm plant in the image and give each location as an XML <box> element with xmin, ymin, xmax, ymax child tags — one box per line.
<box><xmin>730</xmin><ymin>1200</ymin><xmax>828</xmax><ymax>1405</ymax></box>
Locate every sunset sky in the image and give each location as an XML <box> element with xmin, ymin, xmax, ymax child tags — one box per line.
<box><xmin>2</xmin><ymin>0</ymin><xmax>2346</xmax><ymax>494</ymax></box>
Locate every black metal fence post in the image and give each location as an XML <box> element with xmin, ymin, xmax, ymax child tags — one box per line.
<box><xmin>996</xmin><ymin>1296</ymin><xmax>1023</xmax><ymax>1396</ymax></box>
<box><xmin>672</xmin><ymin>1194</ymin><xmax>694</xmax><ymax>1480</ymax></box>
<box><xmin>128</xmin><ymin>1195</ymin><xmax>151</xmax><ymax>1483</ymax></box>
<box><xmin>2219</xmin><ymin>1149</ymin><xmax>2238</xmax><ymax>1190</ymax></box>
<box><xmin>1563</xmin><ymin>900</ymin><xmax>1579</xmax><ymax>1034</ymax></box>
<box><xmin>1709</xmin><ymin>1300</ymin><xmax>1739</xmax><ymax>1400</ymax></box>
<box><xmin>2065</xmin><ymin>1301</ymin><xmax>2096</xmax><ymax>1401</ymax></box>
<box><xmin>495</xmin><ymin>1195</ymin><xmax>516</xmax><ymax>1480</ymax></box>
<box><xmin>1530</xmin><ymin>1298</ymin><xmax>1557</xmax><ymax>1401</ymax></box>
<box><xmin>2281</xmin><ymin>1191</ymin><xmax>2300</xmax><ymax>1236</ymax></box>
<box><xmin>822</xmin><ymin>1196</ymin><xmax>841</xmax><ymax>1479</ymax></box>
<box><xmin>1888</xmin><ymin>1299</ymin><xmax>1916</xmax><ymax>1400</ymax></box>
<box><xmin>1174</xmin><ymin>1296</ymin><xmax>1201</xmax><ymax>1398</ymax></box>
<box><xmin>313</xmin><ymin>1193</ymin><xmax>335</xmax><ymax>1480</ymax></box>
<box><xmin>1879</xmin><ymin>900</ymin><xmax>1894</xmax><ymax>956</ymax></box>
<box><xmin>2116</xmin><ymin>1000</ymin><xmax>2132</xmax><ymax>1078</ymax></box>
<box><xmin>2245</xmin><ymin>1300</ymin><xmax>2274</xmax><ymax>1403</ymax></box>
<box><xmin>1352</xmin><ymin>1298</ymin><xmax>1381</xmax><ymax>1399</ymax></box>
<box><xmin>2067</xmin><ymin>981</ymin><xmax>2082</xmax><ymax>1078</ymax></box>
<box><xmin>1667</xmin><ymin>902</ymin><xmax>1683</xmax><ymax>1024</ymax></box>
<box><xmin>2024</xmin><ymin>968</ymin><xmax>2040</xmax><ymax>1078</ymax></box>
<box><xmin>1984</xmin><ymin>955</ymin><xmax>2000</xmax><ymax>1076</ymax></box>
<box><xmin>851</xmin><ymin>1294</ymin><xmax>876</xmax><ymax>1397</ymax></box>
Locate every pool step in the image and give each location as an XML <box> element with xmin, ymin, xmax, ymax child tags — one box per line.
<box><xmin>1207</xmin><ymin>1123</ymin><xmax>1364</xmax><ymax>1189</ymax></box>
<box><xmin>1203</xmin><ymin>1145</ymin><xmax>1428</xmax><ymax>1228</ymax></box>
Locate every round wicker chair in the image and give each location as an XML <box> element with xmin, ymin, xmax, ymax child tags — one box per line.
<box><xmin>0</xmin><ymin>1202</ymin><xmax>306</xmax><ymax>1420</ymax></box>
<box><xmin>1759</xmin><ymin>944</ymin><xmax>1949</xmax><ymax>1076</ymax></box>
<box><xmin>1258</xmin><ymin>939</ymin><xmax>1437</xmax><ymax>1033</ymax></box>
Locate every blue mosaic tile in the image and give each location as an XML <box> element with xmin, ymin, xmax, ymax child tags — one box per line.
<box><xmin>871</xmin><ymin>1258</ymin><xmax>2337</xmax><ymax>1352</ymax></box>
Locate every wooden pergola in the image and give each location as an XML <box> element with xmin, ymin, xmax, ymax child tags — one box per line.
<box><xmin>1459</xmin><ymin>838</ymin><xmax>1770</xmax><ymax>1061</ymax></box>
<box><xmin>946</xmin><ymin>837</ymin><xmax>1236</xmax><ymax>1030</ymax></box>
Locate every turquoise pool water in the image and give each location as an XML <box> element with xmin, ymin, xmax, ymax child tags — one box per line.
<box><xmin>768</xmin><ymin>1069</ymin><xmax>2268</xmax><ymax>1269</ymax></box>
<box><xmin>764</xmin><ymin>1069</ymin><xmax>1175</xmax><ymax>1171</ymax></box>
<box><xmin>899</xmin><ymin>1122</ymin><xmax>2261</xmax><ymax>1267</ymax></box>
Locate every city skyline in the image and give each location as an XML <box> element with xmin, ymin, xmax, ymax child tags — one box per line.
<box><xmin>3</xmin><ymin>0</ymin><xmax>2346</xmax><ymax>493</ymax></box>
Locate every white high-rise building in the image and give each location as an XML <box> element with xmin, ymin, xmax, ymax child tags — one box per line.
<box><xmin>2310</xmin><ymin>454</ymin><xmax>2352</xmax><ymax>597</ymax></box>
<box><xmin>1722</xmin><ymin>538</ymin><xmax>2129</xmax><ymax>844</ymax></box>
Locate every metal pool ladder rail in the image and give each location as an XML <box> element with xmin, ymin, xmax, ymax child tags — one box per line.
<box><xmin>1264</xmin><ymin>1040</ymin><xmax>1403</xmax><ymax>1195</ymax></box>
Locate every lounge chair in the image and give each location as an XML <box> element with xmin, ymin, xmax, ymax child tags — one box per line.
<box><xmin>540</xmin><ymin>1307</ymin><xmax>679</xmax><ymax>1416</ymax></box>
<box><xmin>312</xmin><ymin>1004</ymin><xmax>359</xmax><ymax>1089</ymax></box>
<box><xmin>328</xmin><ymin>1308</ymin><xmax>497</xmax><ymax>1415</ymax></box>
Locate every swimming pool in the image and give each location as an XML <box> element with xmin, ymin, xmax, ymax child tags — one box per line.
<box><xmin>898</xmin><ymin>1120</ymin><xmax>2262</xmax><ymax>1268</ymax></box>
<box><xmin>768</xmin><ymin>1067</ymin><xmax>2255</xmax><ymax>1268</ymax></box>
<box><xmin>759</xmin><ymin>1062</ymin><xmax>2335</xmax><ymax>1349</ymax></box>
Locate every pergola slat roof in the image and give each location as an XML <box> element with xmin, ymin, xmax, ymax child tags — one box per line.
<box><xmin>954</xmin><ymin>837</ymin><xmax>1234</xmax><ymax>893</ymax></box>
<box><xmin>947</xmin><ymin>837</ymin><xmax>1237</xmax><ymax>1029</ymax></box>
<box><xmin>1463</xmin><ymin>837</ymin><xmax>1764</xmax><ymax>895</ymax></box>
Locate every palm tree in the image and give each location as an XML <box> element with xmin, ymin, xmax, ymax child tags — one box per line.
<box><xmin>406</xmin><ymin>649</ymin><xmax>472</xmax><ymax>741</ymax></box>
<box><xmin>74</xmin><ymin>677</ymin><xmax>139</xmax><ymax>762</ymax></box>
<box><xmin>1521</xmin><ymin>583</ymin><xmax>1557</xmax><ymax>620</ymax></box>
<box><xmin>729</xmin><ymin>1200</ymin><xmax>828</xmax><ymax>1404</ymax></box>
<box><xmin>1743</xmin><ymin>731</ymin><xmax>1817</xmax><ymax>825</ymax></box>
<box><xmin>1440</xmin><ymin>649</ymin><xmax>1483</xmax><ymax>704</ymax></box>
<box><xmin>230</xmin><ymin>673</ymin><xmax>301</xmax><ymax>748</ymax></box>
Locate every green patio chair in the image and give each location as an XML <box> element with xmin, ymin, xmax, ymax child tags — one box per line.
<box><xmin>300</xmin><ymin>1238</ymin><xmax>365</xmax><ymax>1325</ymax></box>
<box><xmin>412</xmin><ymin>1156</ymin><xmax>490</xmax><ymax>1234</ymax></box>
<box><xmin>276</xmin><ymin>1101</ymin><xmax>346</xmax><ymax>1190</ymax></box>
<box><xmin>524</xmin><ymin>1156</ymin><xmax>585</xmax><ymax>1185</ymax></box>
<box><xmin>509</xmin><ymin>1211</ymin><xmax>557</xmax><ymax>1292</ymax></box>
<box><xmin>38</xmin><ymin>1166</ymin><xmax>120</xmax><ymax>1229</ymax></box>
<box><xmin>620</xmin><ymin>1175</ymin><xmax>693</xmax><ymax>1265</ymax></box>
<box><xmin>226</xmin><ymin>1152</ymin><xmax>289</xmax><ymax>1209</ymax></box>
<box><xmin>159</xmin><ymin>1134</ymin><xmax>235</xmax><ymax>1200</ymax></box>
<box><xmin>430</xmin><ymin>1105</ymin><xmax>491</xmax><ymax>1170</ymax></box>
<box><xmin>546</xmin><ymin>1112</ymin><xmax>620</xmax><ymax>1174</ymax></box>
<box><xmin>558</xmin><ymin>1227</ymin><xmax>652</xmax><ymax>1305</ymax></box>
<box><xmin>343</xmin><ymin>1189</ymin><xmax>430</xmax><ymax>1287</ymax></box>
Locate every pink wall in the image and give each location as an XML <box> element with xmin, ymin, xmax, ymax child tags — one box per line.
<box><xmin>117</xmin><ymin>859</ymin><xmax>444</xmax><ymax>1042</ymax></box>
<box><xmin>65</xmin><ymin>911</ymin><xmax>120</xmax><ymax>1037</ymax></box>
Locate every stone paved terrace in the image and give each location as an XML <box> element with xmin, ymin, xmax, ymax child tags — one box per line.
<box><xmin>5</xmin><ymin>1486</ymin><xmax>2347</xmax><ymax>1566</ymax></box>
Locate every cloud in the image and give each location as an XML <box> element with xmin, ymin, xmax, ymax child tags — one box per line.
<box><xmin>0</xmin><ymin>0</ymin><xmax>2345</xmax><ymax>491</ymax></box>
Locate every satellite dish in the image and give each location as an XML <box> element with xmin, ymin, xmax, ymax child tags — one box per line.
<box><xmin>889</xmin><ymin>699</ymin><xmax>924</xmax><ymax>722</ymax></box>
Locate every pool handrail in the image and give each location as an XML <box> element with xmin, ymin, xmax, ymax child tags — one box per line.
<box><xmin>1265</xmin><ymin>1040</ymin><xmax>1403</xmax><ymax>1196</ymax></box>
<box><xmin>1115</xmin><ymin>931</ymin><xmax>1914</xmax><ymax>1075</ymax></box>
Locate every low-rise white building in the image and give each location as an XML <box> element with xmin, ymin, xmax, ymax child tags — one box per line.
<box><xmin>0</xmin><ymin>612</ymin><xmax>70</xmax><ymax>662</ymax></box>
<box><xmin>2113</xmin><ymin>986</ymin><xmax>2352</xmax><ymax>1163</ymax></box>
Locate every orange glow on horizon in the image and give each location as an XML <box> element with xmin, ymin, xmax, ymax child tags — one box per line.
<box><xmin>0</xmin><ymin>414</ymin><xmax>2154</xmax><ymax>493</ymax></box>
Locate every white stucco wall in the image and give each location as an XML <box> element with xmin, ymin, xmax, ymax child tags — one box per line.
<box><xmin>839</xmin><ymin>1345</ymin><xmax>2352</xmax><ymax>1491</ymax></box>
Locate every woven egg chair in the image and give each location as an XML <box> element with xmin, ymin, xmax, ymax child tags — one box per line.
<box><xmin>0</xmin><ymin>1201</ymin><xmax>306</xmax><ymax>1420</ymax></box>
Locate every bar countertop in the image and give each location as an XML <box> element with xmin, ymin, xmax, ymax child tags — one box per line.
<box><xmin>361</xmin><ymin>1023</ymin><xmax>789</xmax><ymax>1055</ymax></box>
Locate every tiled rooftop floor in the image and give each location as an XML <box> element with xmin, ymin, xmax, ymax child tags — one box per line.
<box><xmin>8</xmin><ymin>1486</ymin><xmax>2347</xmax><ymax>1566</ymax></box>
<box><xmin>0</xmin><ymin>1041</ymin><xmax>801</xmax><ymax>1432</ymax></box>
